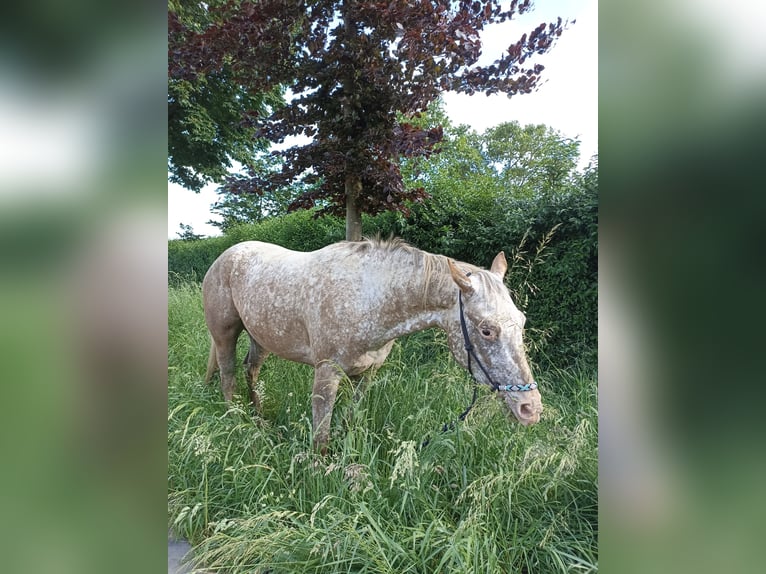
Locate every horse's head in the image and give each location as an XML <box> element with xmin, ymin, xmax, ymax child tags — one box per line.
<box><xmin>446</xmin><ymin>253</ymin><xmax>543</xmax><ymax>427</ymax></box>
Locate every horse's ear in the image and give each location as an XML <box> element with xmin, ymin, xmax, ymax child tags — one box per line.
<box><xmin>490</xmin><ymin>251</ymin><xmax>507</xmax><ymax>279</ymax></box>
<box><xmin>448</xmin><ymin>259</ymin><xmax>474</xmax><ymax>295</ymax></box>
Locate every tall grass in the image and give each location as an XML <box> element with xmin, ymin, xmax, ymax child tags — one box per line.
<box><xmin>169</xmin><ymin>283</ymin><xmax>597</xmax><ymax>573</ymax></box>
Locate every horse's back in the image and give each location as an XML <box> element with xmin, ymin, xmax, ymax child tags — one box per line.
<box><xmin>207</xmin><ymin>241</ymin><xmax>297</xmax><ymax>272</ymax></box>
<box><xmin>204</xmin><ymin>242</ymin><xmax>302</xmax><ymax>291</ymax></box>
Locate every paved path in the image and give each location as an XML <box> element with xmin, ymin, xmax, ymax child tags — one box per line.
<box><xmin>168</xmin><ymin>536</ymin><xmax>194</xmax><ymax>574</ymax></box>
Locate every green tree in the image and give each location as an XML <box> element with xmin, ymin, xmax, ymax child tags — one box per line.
<box><xmin>168</xmin><ymin>0</ymin><xmax>282</xmax><ymax>191</ymax></box>
<box><xmin>169</xmin><ymin>1</ymin><xmax>567</xmax><ymax>240</ymax></box>
<box><xmin>483</xmin><ymin>121</ymin><xmax>581</xmax><ymax>198</ymax></box>
<box><xmin>397</xmin><ymin>107</ymin><xmax>582</xmax><ymax>252</ymax></box>
<box><xmin>397</xmin><ymin>101</ymin><xmax>499</xmax><ymax>250</ymax></box>
<box><xmin>207</xmin><ymin>154</ymin><xmax>318</xmax><ymax>232</ymax></box>
<box><xmin>176</xmin><ymin>223</ymin><xmax>203</xmax><ymax>241</ymax></box>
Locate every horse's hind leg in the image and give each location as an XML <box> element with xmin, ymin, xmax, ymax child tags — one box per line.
<box><xmin>205</xmin><ymin>336</ymin><xmax>218</xmax><ymax>384</ymax></box>
<box><xmin>203</xmin><ymin>265</ymin><xmax>244</xmax><ymax>404</ymax></box>
<box><xmin>211</xmin><ymin>324</ymin><xmax>242</xmax><ymax>403</ymax></box>
<box><xmin>244</xmin><ymin>336</ymin><xmax>270</xmax><ymax>412</ymax></box>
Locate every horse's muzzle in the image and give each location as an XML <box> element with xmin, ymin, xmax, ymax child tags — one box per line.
<box><xmin>502</xmin><ymin>390</ymin><xmax>543</xmax><ymax>426</ymax></box>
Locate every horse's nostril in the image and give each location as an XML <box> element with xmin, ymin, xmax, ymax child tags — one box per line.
<box><xmin>519</xmin><ymin>403</ymin><xmax>535</xmax><ymax>418</ymax></box>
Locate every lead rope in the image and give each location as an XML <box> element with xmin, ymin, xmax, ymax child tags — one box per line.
<box><xmin>422</xmin><ymin>281</ymin><xmax>480</xmax><ymax>448</ymax></box>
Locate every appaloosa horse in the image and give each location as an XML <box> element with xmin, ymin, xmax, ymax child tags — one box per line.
<box><xmin>202</xmin><ymin>238</ymin><xmax>542</xmax><ymax>452</ymax></box>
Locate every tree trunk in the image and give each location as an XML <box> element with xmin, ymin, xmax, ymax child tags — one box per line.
<box><xmin>345</xmin><ymin>173</ymin><xmax>363</xmax><ymax>241</ymax></box>
<box><xmin>341</xmin><ymin>3</ymin><xmax>363</xmax><ymax>242</ymax></box>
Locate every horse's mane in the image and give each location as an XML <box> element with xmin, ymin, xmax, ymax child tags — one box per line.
<box><xmin>344</xmin><ymin>235</ymin><xmax>415</xmax><ymax>254</ymax></box>
<box><xmin>343</xmin><ymin>235</ymin><xmax>483</xmax><ymax>307</ymax></box>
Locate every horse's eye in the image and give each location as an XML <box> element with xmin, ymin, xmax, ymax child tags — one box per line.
<box><xmin>480</xmin><ymin>328</ymin><xmax>493</xmax><ymax>338</ymax></box>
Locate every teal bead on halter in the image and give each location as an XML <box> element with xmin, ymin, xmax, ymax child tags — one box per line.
<box><xmin>496</xmin><ymin>382</ymin><xmax>538</xmax><ymax>392</ymax></box>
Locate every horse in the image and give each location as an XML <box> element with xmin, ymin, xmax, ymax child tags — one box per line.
<box><xmin>202</xmin><ymin>237</ymin><xmax>542</xmax><ymax>452</ymax></box>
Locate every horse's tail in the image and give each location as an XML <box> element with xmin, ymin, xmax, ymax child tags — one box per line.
<box><xmin>205</xmin><ymin>335</ymin><xmax>217</xmax><ymax>384</ymax></box>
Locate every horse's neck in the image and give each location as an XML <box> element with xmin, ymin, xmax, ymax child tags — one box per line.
<box><xmin>379</xmin><ymin>254</ymin><xmax>457</xmax><ymax>339</ymax></box>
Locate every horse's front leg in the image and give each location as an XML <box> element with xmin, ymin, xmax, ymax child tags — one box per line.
<box><xmin>311</xmin><ymin>361</ymin><xmax>342</xmax><ymax>455</ymax></box>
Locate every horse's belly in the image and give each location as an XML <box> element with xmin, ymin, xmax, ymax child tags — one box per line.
<box><xmin>272</xmin><ymin>347</ymin><xmax>315</xmax><ymax>365</ymax></box>
<box><xmin>343</xmin><ymin>340</ymin><xmax>396</xmax><ymax>376</ymax></box>
<box><xmin>239</xmin><ymin>308</ymin><xmax>314</xmax><ymax>365</ymax></box>
<box><xmin>251</xmin><ymin>328</ymin><xmax>314</xmax><ymax>365</ymax></box>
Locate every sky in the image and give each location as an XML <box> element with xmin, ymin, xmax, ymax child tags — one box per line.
<box><xmin>168</xmin><ymin>0</ymin><xmax>598</xmax><ymax>239</ymax></box>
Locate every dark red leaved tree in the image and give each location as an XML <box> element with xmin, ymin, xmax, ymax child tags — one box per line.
<box><xmin>169</xmin><ymin>0</ymin><xmax>566</xmax><ymax>240</ymax></box>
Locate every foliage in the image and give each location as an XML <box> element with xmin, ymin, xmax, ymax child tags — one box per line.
<box><xmin>483</xmin><ymin>121</ymin><xmax>581</xmax><ymax>198</ymax></box>
<box><xmin>209</xmin><ymin>102</ymin><xmax>583</xmax><ymax>234</ymax></box>
<box><xmin>169</xmin><ymin>1</ymin><xmax>567</xmax><ymax>238</ymax></box>
<box><xmin>176</xmin><ymin>223</ymin><xmax>204</xmax><ymax>241</ymax></box>
<box><xmin>396</xmin><ymin>107</ymin><xmax>583</xmax><ymax>249</ymax></box>
<box><xmin>223</xmin><ymin>209</ymin><xmax>345</xmax><ymax>250</ymax></box>
<box><xmin>402</xmin><ymin>111</ymin><xmax>581</xmax><ymax>205</ymax></box>
<box><xmin>207</xmin><ymin>153</ymin><xmax>319</xmax><ymax>232</ymax></box>
<box><xmin>168</xmin><ymin>0</ymin><xmax>283</xmax><ymax>191</ymax></box>
<box><xmin>169</xmin><ymin>282</ymin><xmax>598</xmax><ymax>573</ymax></box>
<box><xmin>508</xmin><ymin>183</ymin><xmax>597</xmax><ymax>366</ymax></box>
<box><xmin>168</xmin><ymin>234</ymin><xmax>234</xmax><ymax>285</ymax></box>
